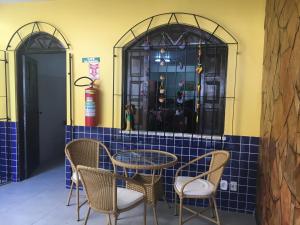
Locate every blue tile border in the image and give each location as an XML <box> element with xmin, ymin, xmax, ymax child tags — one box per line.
<box><xmin>65</xmin><ymin>125</ymin><xmax>259</xmax><ymax>214</ymax></box>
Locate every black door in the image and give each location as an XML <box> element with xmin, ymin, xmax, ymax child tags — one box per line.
<box><xmin>22</xmin><ymin>55</ymin><xmax>39</xmax><ymax>177</ymax></box>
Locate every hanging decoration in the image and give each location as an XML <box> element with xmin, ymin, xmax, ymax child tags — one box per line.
<box><xmin>159</xmin><ymin>74</ymin><xmax>166</xmax><ymax>103</ymax></box>
<box><xmin>159</xmin><ymin>33</ymin><xmax>167</xmax><ymax>66</ymax></box>
<box><xmin>160</xmin><ymin>33</ymin><xmax>166</xmax><ymax>53</ymax></box>
<box><xmin>175</xmin><ymin>80</ymin><xmax>184</xmax><ymax>116</ymax></box>
<box><xmin>142</xmin><ymin>36</ymin><xmax>150</xmax><ymax>50</ymax></box>
<box><xmin>196</xmin><ymin>43</ymin><xmax>203</xmax><ymax>124</ymax></box>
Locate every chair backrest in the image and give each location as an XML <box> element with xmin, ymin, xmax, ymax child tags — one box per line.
<box><xmin>207</xmin><ymin>150</ymin><xmax>229</xmax><ymax>189</ymax></box>
<box><xmin>77</xmin><ymin>165</ymin><xmax>116</xmax><ymax>213</ymax></box>
<box><xmin>207</xmin><ymin>150</ymin><xmax>230</xmax><ymax>190</ymax></box>
<box><xmin>65</xmin><ymin>139</ymin><xmax>100</xmax><ymax>172</ymax></box>
<box><xmin>99</xmin><ymin>141</ymin><xmax>116</xmax><ymax>171</ymax></box>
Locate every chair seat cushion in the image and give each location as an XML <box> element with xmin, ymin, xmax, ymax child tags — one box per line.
<box><xmin>71</xmin><ymin>172</ymin><xmax>81</xmax><ymax>182</ymax></box>
<box><xmin>117</xmin><ymin>187</ymin><xmax>144</xmax><ymax>210</ymax></box>
<box><xmin>72</xmin><ymin>168</ymin><xmax>110</xmax><ymax>183</ymax></box>
<box><xmin>174</xmin><ymin>176</ymin><xmax>214</xmax><ymax>196</ymax></box>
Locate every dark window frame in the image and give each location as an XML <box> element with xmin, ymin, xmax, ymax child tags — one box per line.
<box><xmin>122</xmin><ymin>24</ymin><xmax>228</xmax><ymax>135</ymax></box>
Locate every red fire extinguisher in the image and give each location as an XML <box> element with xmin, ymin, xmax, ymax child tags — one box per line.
<box><xmin>74</xmin><ymin>77</ymin><xmax>97</xmax><ymax>126</ymax></box>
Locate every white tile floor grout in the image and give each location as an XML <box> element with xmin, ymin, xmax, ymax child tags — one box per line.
<box><xmin>0</xmin><ymin>161</ymin><xmax>256</xmax><ymax>225</ymax></box>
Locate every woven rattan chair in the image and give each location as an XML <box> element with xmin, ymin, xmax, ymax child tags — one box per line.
<box><xmin>174</xmin><ymin>150</ymin><xmax>230</xmax><ymax>225</ymax></box>
<box><xmin>65</xmin><ymin>138</ymin><xmax>115</xmax><ymax>221</ymax></box>
<box><xmin>78</xmin><ymin>165</ymin><xmax>147</xmax><ymax>225</ymax></box>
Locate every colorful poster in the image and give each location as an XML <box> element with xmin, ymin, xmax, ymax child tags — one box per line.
<box><xmin>82</xmin><ymin>57</ymin><xmax>100</xmax><ymax>80</ymax></box>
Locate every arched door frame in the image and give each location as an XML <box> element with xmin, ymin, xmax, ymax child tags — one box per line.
<box><xmin>4</xmin><ymin>21</ymin><xmax>74</xmax><ymax>180</ymax></box>
<box><xmin>112</xmin><ymin>12</ymin><xmax>239</xmax><ymax>136</ymax></box>
<box><xmin>6</xmin><ymin>21</ymin><xmax>70</xmax><ymax>51</ymax></box>
<box><xmin>0</xmin><ymin>50</ymin><xmax>9</xmax><ymax>121</ymax></box>
<box><xmin>5</xmin><ymin>21</ymin><xmax>74</xmax><ymax>128</ymax></box>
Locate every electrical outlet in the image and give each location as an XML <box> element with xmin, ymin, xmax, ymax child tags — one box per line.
<box><xmin>220</xmin><ymin>180</ymin><xmax>228</xmax><ymax>190</ymax></box>
<box><xmin>230</xmin><ymin>181</ymin><xmax>238</xmax><ymax>191</ymax></box>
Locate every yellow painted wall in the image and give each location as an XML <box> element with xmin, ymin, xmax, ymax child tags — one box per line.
<box><xmin>0</xmin><ymin>0</ymin><xmax>265</xmax><ymax>137</ymax></box>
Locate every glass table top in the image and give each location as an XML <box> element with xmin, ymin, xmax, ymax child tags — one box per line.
<box><xmin>112</xmin><ymin>150</ymin><xmax>177</xmax><ymax>169</ymax></box>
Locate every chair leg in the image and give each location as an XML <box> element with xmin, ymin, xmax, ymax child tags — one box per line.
<box><xmin>66</xmin><ymin>181</ymin><xmax>74</xmax><ymax>206</ymax></box>
<box><xmin>178</xmin><ymin>198</ymin><xmax>183</xmax><ymax>225</ymax></box>
<box><xmin>76</xmin><ymin>182</ymin><xmax>80</xmax><ymax>221</ymax></box>
<box><xmin>174</xmin><ymin>192</ymin><xmax>178</xmax><ymax>216</ymax></box>
<box><xmin>162</xmin><ymin>193</ymin><xmax>171</xmax><ymax>209</ymax></box>
<box><xmin>107</xmin><ymin>214</ymin><xmax>112</xmax><ymax>225</ymax></box>
<box><xmin>84</xmin><ymin>207</ymin><xmax>91</xmax><ymax>225</ymax></box>
<box><xmin>115</xmin><ymin>215</ymin><xmax>118</xmax><ymax>225</ymax></box>
<box><xmin>209</xmin><ymin>198</ymin><xmax>216</xmax><ymax>218</ymax></box>
<box><xmin>152</xmin><ymin>204</ymin><xmax>159</xmax><ymax>225</ymax></box>
<box><xmin>144</xmin><ymin>201</ymin><xmax>147</xmax><ymax>225</ymax></box>
<box><xmin>212</xmin><ymin>197</ymin><xmax>220</xmax><ymax>225</ymax></box>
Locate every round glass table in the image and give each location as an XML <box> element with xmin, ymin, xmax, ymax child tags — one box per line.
<box><xmin>112</xmin><ymin>150</ymin><xmax>177</xmax><ymax>225</ymax></box>
<box><xmin>111</xmin><ymin>149</ymin><xmax>178</xmax><ymax>170</ymax></box>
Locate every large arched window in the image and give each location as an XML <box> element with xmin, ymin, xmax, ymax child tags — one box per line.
<box><xmin>123</xmin><ymin>24</ymin><xmax>228</xmax><ymax>135</ymax></box>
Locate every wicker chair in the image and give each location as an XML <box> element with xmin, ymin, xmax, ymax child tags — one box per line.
<box><xmin>77</xmin><ymin>165</ymin><xmax>147</xmax><ymax>225</ymax></box>
<box><xmin>65</xmin><ymin>138</ymin><xmax>115</xmax><ymax>221</ymax></box>
<box><xmin>174</xmin><ymin>150</ymin><xmax>230</xmax><ymax>225</ymax></box>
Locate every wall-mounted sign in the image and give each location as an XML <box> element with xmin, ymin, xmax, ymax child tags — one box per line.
<box><xmin>82</xmin><ymin>57</ymin><xmax>100</xmax><ymax>80</ymax></box>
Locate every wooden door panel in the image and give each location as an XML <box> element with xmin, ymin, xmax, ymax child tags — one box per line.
<box><xmin>23</xmin><ymin>55</ymin><xmax>39</xmax><ymax>177</ymax></box>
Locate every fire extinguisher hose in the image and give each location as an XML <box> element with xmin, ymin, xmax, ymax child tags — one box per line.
<box><xmin>74</xmin><ymin>76</ymin><xmax>95</xmax><ymax>87</ymax></box>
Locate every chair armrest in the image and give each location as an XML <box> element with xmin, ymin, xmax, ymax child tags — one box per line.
<box><xmin>180</xmin><ymin>160</ymin><xmax>228</xmax><ymax>195</ymax></box>
<box><xmin>114</xmin><ymin>174</ymin><xmax>147</xmax><ymax>195</ymax></box>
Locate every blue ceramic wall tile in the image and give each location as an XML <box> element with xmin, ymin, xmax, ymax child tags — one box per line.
<box><xmin>231</xmin><ymin>160</ymin><xmax>239</xmax><ymax>168</ymax></box>
<box><xmin>175</xmin><ymin>139</ymin><xmax>183</xmax><ymax>146</ymax></box>
<box><xmin>228</xmin><ymin>135</ymin><xmax>241</xmax><ymax>144</ymax></box>
<box><xmin>249</xmin><ymin>162</ymin><xmax>258</xmax><ymax>171</ymax></box>
<box><xmin>167</xmin><ymin>138</ymin><xmax>175</xmax><ymax>146</ymax></box>
<box><xmin>221</xmin><ymin>200</ymin><xmax>229</xmax><ymax>208</ymax></box>
<box><xmin>159</xmin><ymin>138</ymin><xmax>166</xmax><ymax>145</ymax></box>
<box><xmin>230</xmin><ymin>192</ymin><xmax>238</xmax><ymax>200</ymax></box>
<box><xmin>249</xmin><ymin>153</ymin><xmax>258</xmax><ymax>162</ymax></box>
<box><xmin>182</xmin><ymin>139</ymin><xmax>190</xmax><ymax>147</ymax></box>
<box><xmin>247</xmin><ymin>194</ymin><xmax>256</xmax><ymax>203</ymax></box>
<box><xmin>246</xmin><ymin>203</ymin><xmax>255</xmax><ymax>211</ymax></box>
<box><xmin>250</xmin><ymin>137</ymin><xmax>260</xmax><ymax>145</ymax></box>
<box><xmin>241</xmin><ymin>145</ymin><xmax>250</xmax><ymax>153</ymax></box>
<box><xmin>220</xmin><ymin>191</ymin><xmax>229</xmax><ymax>199</ymax></box>
<box><xmin>248</xmin><ymin>170</ymin><xmax>257</xmax><ymax>179</ymax></box>
<box><xmin>248</xmin><ymin>187</ymin><xmax>257</xmax><ymax>195</ymax></box>
<box><xmin>238</xmin><ymin>202</ymin><xmax>246</xmax><ymax>210</ymax></box>
<box><xmin>103</xmin><ymin>127</ymin><xmax>110</xmax><ymax>134</ymax></box>
<box><xmin>241</xmin><ymin>136</ymin><xmax>250</xmax><ymax>144</ymax></box>
<box><xmin>238</xmin><ymin>193</ymin><xmax>247</xmax><ymax>202</ymax></box>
